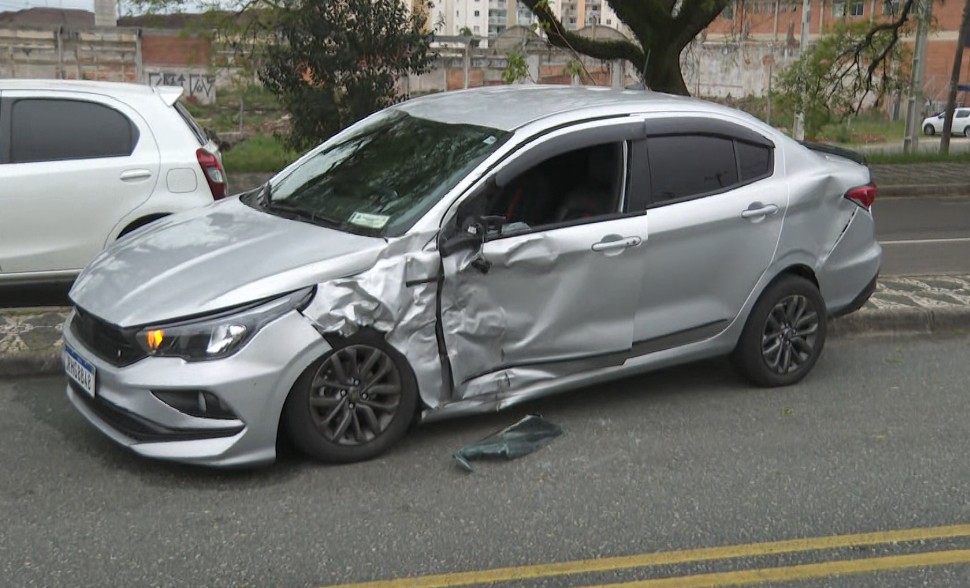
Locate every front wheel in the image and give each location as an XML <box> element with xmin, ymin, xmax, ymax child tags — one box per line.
<box><xmin>963</xmin><ymin>126</ymin><xmax>970</xmax><ymax>138</ymax></box>
<box><xmin>924</xmin><ymin>124</ymin><xmax>935</xmax><ymax>136</ymax></box>
<box><xmin>284</xmin><ymin>331</ymin><xmax>419</xmax><ymax>463</ymax></box>
<box><xmin>731</xmin><ymin>275</ymin><xmax>827</xmax><ymax>387</ymax></box>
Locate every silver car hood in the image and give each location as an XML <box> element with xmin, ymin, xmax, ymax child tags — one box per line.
<box><xmin>70</xmin><ymin>197</ymin><xmax>387</xmax><ymax>327</ymax></box>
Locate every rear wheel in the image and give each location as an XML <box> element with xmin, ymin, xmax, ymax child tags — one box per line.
<box><xmin>284</xmin><ymin>331</ymin><xmax>418</xmax><ymax>463</ymax></box>
<box><xmin>924</xmin><ymin>124</ymin><xmax>935</xmax><ymax>136</ymax></box>
<box><xmin>731</xmin><ymin>275</ymin><xmax>827</xmax><ymax>387</ymax></box>
<box><xmin>963</xmin><ymin>126</ymin><xmax>970</xmax><ymax>138</ymax></box>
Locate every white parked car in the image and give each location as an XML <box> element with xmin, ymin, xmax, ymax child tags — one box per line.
<box><xmin>922</xmin><ymin>108</ymin><xmax>970</xmax><ymax>136</ymax></box>
<box><xmin>0</xmin><ymin>80</ymin><xmax>226</xmax><ymax>285</ymax></box>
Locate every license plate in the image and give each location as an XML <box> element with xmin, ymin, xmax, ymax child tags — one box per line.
<box><xmin>64</xmin><ymin>345</ymin><xmax>96</xmax><ymax>398</ymax></box>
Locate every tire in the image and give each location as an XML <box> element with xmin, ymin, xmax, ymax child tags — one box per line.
<box><xmin>284</xmin><ymin>330</ymin><xmax>419</xmax><ymax>463</ymax></box>
<box><xmin>964</xmin><ymin>126</ymin><xmax>970</xmax><ymax>138</ymax></box>
<box><xmin>924</xmin><ymin>124</ymin><xmax>935</xmax><ymax>136</ymax></box>
<box><xmin>731</xmin><ymin>275</ymin><xmax>827</xmax><ymax>387</ymax></box>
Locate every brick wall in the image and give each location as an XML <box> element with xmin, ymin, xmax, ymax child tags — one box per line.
<box><xmin>141</xmin><ymin>31</ymin><xmax>212</xmax><ymax>67</ymax></box>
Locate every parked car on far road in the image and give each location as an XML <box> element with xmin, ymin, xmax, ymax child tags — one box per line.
<box><xmin>922</xmin><ymin>108</ymin><xmax>970</xmax><ymax>136</ymax></box>
<box><xmin>0</xmin><ymin>80</ymin><xmax>226</xmax><ymax>286</ymax></box>
<box><xmin>63</xmin><ymin>86</ymin><xmax>881</xmax><ymax>467</ymax></box>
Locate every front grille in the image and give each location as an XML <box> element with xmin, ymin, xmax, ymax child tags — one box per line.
<box><xmin>70</xmin><ymin>381</ymin><xmax>243</xmax><ymax>442</ymax></box>
<box><xmin>71</xmin><ymin>307</ymin><xmax>147</xmax><ymax>367</ymax></box>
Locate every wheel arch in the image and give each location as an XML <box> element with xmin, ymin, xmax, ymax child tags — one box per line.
<box><xmin>275</xmin><ymin>326</ymin><xmax>423</xmax><ymax>454</ymax></box>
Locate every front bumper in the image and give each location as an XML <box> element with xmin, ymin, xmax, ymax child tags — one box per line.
<box><xmin>63</xmin><ymin>309</ymin><xmax>330</xmax><ymax>467</ymax></box>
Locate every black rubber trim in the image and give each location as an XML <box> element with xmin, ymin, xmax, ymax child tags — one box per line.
<box><xmin>644</xmin><ymin>117</ymin><xmax>775</xmax><ymax>147</ymax></box>
<box><xmin>405</xmin><ymin>277</ymin><xmax>438</xmax><ymax>287</ymax></box>
<box><xmin>71</xmin><ymin>381</ymin><xmax>243</xmax><ymax>442</ymax></box>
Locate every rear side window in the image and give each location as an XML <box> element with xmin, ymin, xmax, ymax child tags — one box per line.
<box><xmin>10</xmin><ymin>98</ymin><xmax>139</xmax><ymax>163</ymax></box>
<box><xmin>736</xmin><ymin>140</ymin><xmax>772</xmax><ymax>181</ymax></box>
<box><xmin>647</xmin><ymin>135</ymin><xmax>738</xmax><ymax>201</ymax></box>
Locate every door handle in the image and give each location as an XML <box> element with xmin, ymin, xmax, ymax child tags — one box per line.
<box><xmin>120</xmin><ymin>169</ymin><xmax>152</xmax><ymax>182</ymax></box>
<box><xmin>741</xmin><ymin>203</ymin><xmax>779</xmax><ymax>219</ymax></box>
<box><xmin>591</xmin><ymin>236</ymin><xmax>641</xmax><ymax>252</ymax></box>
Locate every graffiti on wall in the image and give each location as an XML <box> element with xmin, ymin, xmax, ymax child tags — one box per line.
<box><xmin>147</xmin><ymin>71</ymin><xmax>217</xmax><ymax>104</ymax></box>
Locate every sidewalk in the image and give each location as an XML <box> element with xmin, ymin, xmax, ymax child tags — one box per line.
<box><xmin>3</xmin><ymin>275</ymin><xmax>969</xmax><ymax>378</ymax></box>
<box><xmin>869</xmin><ymin>163</ymin><xmax>970</xmax><ymax>198</ymax></box>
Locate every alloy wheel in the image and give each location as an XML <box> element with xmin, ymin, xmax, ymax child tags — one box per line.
<box><xmin>761</xmin><ymin>294</ymin><xmax>820</xmax><ymax>375</ymax></box>
<box><xmin>307</xmin><ymin>344</ymin><xmax>402</xmax><ymax>446</ymax></box>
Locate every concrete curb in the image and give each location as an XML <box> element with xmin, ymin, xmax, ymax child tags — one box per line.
<box><xmin>4</xmin><ymin>306</ymin><xmax>968</xmax><ymax>379</ymax></box>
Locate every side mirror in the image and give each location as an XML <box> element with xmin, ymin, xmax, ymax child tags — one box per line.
<box><xmin>439</xmin><ymin>230</ymin><xmax>482</xmax><ymax>257</ymax></box>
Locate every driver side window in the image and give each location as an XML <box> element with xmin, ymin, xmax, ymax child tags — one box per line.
<box><xmin>460</xmin><ymin>141</ymin><xmax>626</xmax><ymax>238</ymax></box>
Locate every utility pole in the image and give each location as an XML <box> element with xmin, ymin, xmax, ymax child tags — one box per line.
<box><xmin>793</xmin><ymin>0</ymin><xmax>812</xmax><ymax>140</ymax></box>
<box><xmin>903</xmin><ymin>0</ymin><xmax>932</xmax><ymax>153</ymax></box>
<box><xmin>941</xmin><ymin>0</ymin><xmax>970</xmax><ymax>153</ymax></box>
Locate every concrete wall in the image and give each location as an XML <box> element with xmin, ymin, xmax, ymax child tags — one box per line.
<box><xmin>683</xmin><ymin>41</ymin><xmax>800</xmax><ymax>98</ymax></box>
<box><xmin>0</xmin><ymin>27</ymin><xmax>140</xmax><ymax>82</ymax></box>
<box><xmin>0</xmin><ymin>25</ymin><xmax>229</xmax><ymax>104</ymax></box>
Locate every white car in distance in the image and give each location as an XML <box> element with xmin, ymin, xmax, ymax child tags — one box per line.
<box><xmin>0</xmin><ymin>80</ymin><xmax>226</xmax><ymax>286</ymax></box>
<box><xmin>922</xmin><ymin>108</ymin><xmax>970</xmax><ymax>136</ymax></box>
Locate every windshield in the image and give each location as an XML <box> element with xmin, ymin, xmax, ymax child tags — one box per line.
<box><xmin>263</xmin><ymin>110</ymin><xmax>510</xmax><ymax>237</ymax></box>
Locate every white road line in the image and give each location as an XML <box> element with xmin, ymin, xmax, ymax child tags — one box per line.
<box><xmin>880</xmin><ymin>237</ymin><xmax>970</xmax><ymax>245</ymax></box>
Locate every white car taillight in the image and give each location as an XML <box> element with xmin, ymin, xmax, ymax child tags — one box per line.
<box><xmin>196</xmin><ymin>148</ymin><xmax>227</xmax><ymax>200</ymax></box>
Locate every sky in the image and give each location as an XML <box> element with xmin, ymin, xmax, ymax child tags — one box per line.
<box><xmin>0</xmin><ymin>0</ymin><xmax>95</xmax><ymax>11</ymax></box>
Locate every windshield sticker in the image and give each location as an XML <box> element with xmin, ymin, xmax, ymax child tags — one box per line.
<box><xmin>483</xmin><ymin>136</ymin><xmax>497</xmax><ymax>145</ymax></box>
<box><xmin>348</xmin><ymin>211</ymin><xmax>390</xmax><ymax>229</ymax></box>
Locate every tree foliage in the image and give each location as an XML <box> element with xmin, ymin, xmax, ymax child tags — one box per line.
<box><xmin>259</xmin><ymin>0</ymin><xmax>434</xmax><ymax>148</ymax></box>
<box><xmin>775</xmin><ymin>20</ymin><xmax>910</xmax><ymax>137</ymax></box>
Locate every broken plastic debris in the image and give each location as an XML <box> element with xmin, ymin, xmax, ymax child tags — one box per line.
<box><xmin>453</xmin><ymin>414</ymin><xmax>562</xmax><ymax>472</ymax></box>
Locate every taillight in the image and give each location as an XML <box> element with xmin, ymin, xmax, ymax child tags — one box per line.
<box><xmin>196</xmin><ymin>148</ymin><xmax>227</xmax><ymax>200</ymax></box>
<box><xmin>845</xmin><ymin>184</ymin><xmax>876</xmax><ymax>210</ymax></box>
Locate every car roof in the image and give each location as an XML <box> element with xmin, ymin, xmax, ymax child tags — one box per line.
<box><xmin>0</xmin><ymin>79</ymin><xmax>178</xmax><ymax>100</ymax></box>
<box><xmin>394</xmin><ymin>85</ymin><xmax>749</xmax><ymax>132</ymax></box>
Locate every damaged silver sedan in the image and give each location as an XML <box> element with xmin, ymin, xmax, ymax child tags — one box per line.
<box><xmin>63</xmin><ymin>86</ymin><xmax>881</xmax><ymax>466</ymax></box>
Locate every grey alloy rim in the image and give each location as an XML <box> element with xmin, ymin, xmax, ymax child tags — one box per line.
<box><xmin>308</xmin><ymin>345</ymin><xmax>403</xmax><ymax>446</ymax></box>
<box><xmin>761</xmin><ymin>294</ymin><xmax>819</xmax><ymax>375</ymax></box>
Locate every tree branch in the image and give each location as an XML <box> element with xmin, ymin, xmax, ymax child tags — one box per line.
<box><xmin>673</xmin><ymin>0</ymin><xmax>732</xmax><ymax>48</ymax></box>
<box><xmin>520</xmin><ymin>0</ymin><xmax>647</xmax><ymax>67</ymax></box>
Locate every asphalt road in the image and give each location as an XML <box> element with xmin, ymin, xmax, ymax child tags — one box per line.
<box><xmin>3</xmin><ymin>334</ymin><xmax>970</xmax><ymax>587</ymax></box>
<box><xmin>874</xmin><ymin>195</ymin><xmax>970</xmax><ymax>276</ymax></box>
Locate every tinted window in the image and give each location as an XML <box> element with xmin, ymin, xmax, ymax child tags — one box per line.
<box><xmin>647</xmin><ymin>135</ymin><xmax>738</xmax><ymax>201</ymax></box>
<box><xmin>737</xmin><ymin>140</ymin><xmax>772</xmax><ymax>181</ymax></box>
<box><xmin>957</xmin><ymin>110</ymin><xmax>970</xmax><ymax>119</ymax></box>
<box><xmin>10</xmin><ymin>99</ymin><xmax>138</xmax><ymax>163</ymax></box>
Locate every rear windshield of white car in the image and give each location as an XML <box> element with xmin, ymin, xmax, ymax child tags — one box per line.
<box><xmin>174</xmin><ymin>102</ymin><xmax>208</xmax><ymax>145</ymax></box>
<box><xmin>255</xmin><ymin>110</ymin><xmax>510</xmax><ymax>237</ymax></box>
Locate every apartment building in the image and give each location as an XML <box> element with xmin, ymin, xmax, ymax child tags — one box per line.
<box><xmin>411</xmin><ymin>0</ymin><xmax>621</xmax><ymax>37</ymax></box>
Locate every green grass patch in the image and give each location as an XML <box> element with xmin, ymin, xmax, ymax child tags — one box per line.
<box><xmin>814</xmin><ymin>116</ymin><xmax>906</xmax><ymax>145</ymax></box>
<box><xmin>184</xmin><ymin>83</ymin><xmax>287</xmax><ymax>134</ymax></box>
<box><xmin>222</xmin><ymin>135</ymin><xmax>300</xmax><ymax>173</ymax></box>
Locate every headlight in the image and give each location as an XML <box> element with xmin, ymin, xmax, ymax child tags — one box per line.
<box><xmin>135</xmin><ymin>288</ymin><xmax>313</xmax><ymax>361</ymax></box>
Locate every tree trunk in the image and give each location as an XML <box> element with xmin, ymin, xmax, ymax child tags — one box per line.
<box><xmin>642</xmin><ymin>44</ymin><xmax>689</xmax><ymax>95</ymax></box>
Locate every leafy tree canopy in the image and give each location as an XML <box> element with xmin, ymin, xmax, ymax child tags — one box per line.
<box><xmin>259</xmin><ymin>0</ymin><xmax>434</xmax><ymax>148</ymax></box>
<box><xmin>775</xmin><ymin>19</ymin><xmax>911</xmax><ymax>137</ymax></box>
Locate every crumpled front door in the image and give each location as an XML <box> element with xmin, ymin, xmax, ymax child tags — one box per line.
<box><xmin>439</xmin><ymin>214</ymin><xmax>647</xmax><ymax>401</ymax></box>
